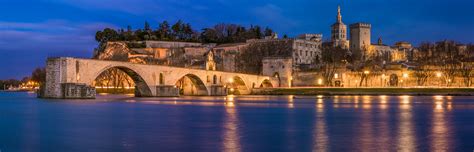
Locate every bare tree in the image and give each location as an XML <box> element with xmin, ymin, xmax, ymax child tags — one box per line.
<box><xmin>413</xmin><ymin>65</ymin><xmax>434</xmax><ymax>86</ymax></box>
<box><xmin>315</xmin><ymin>46</ymin><xmax>347</xmax><ymax>86</ymax></box>
<box><xmin>460</xmin><ymin>62</ymin><xmax>473</xmax><ymax>87</ymax></box>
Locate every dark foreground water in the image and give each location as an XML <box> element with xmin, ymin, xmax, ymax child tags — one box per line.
<box><xmin>0</xmin><ymin>92</ymin><xmax>473</xmax><ymax>152</ymax></box>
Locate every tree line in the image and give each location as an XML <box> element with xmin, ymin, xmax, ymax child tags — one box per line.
<box><xmin>94</xmin><ymin>20</ymin><xmax>275</xmax><ymax>53</ymax></box>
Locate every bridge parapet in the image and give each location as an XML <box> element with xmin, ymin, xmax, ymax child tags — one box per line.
<box><xmin>40</xmin><ymin>57</ymin><xmax>273</xmax><ymax>99</ymax></box>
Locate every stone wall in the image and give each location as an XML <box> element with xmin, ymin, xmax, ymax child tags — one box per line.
<box><xmin>41</xmin><ymin>57</ymin><xmax>272</xmax><ymax>99</ymax></box>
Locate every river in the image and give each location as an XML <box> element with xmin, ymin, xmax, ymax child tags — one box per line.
<box><xmin>0</xmin><ymin>92</ymin><xmax>473</xmax><ymax>151</ymax></box>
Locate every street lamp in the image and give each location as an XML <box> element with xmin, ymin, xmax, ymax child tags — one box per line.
<box><xmin>402</xmin><ymin>73</ymin><xmax>409</xmax><ymax>87</ymax></box>
<box><xmin>317</xmin><ymin>78</ymin><xmax>323</xmax><ymax>86</ymax></box>
<box><xmin>363</xmin><ymin>70</ymin><xmax>370</xmax><ymax>87</ymax></box>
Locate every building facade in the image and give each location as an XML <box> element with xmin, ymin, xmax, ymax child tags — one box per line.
<box><xmin>331</xmin><ymin>6</ymin><xmax>349</xmax><ymax>49</ymax></box>
<box><xmin>350</xmin><ymin>23</ymin><xmax>371</xmax><ymax>52</ymax></box>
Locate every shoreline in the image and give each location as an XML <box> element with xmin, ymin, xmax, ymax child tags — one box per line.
<box><xmin>251</xmin><ymin>88</ymin><xmax>474</xmax><ymax>96</ymax></box>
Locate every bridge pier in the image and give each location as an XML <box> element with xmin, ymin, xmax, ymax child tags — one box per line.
<box><xmin>155</xmin><ymin>85</ymin><xmax>179</xmax><ymax>97</ymax></box>
<box><xmin>39</xmin><ymin>57</ymin><xmax>272</xmax><ymax>99</ymax></box>
<box><xmin>209</xmin><ymin>85</ymin><xmax>227</xmax><ymax>96</ymax></box>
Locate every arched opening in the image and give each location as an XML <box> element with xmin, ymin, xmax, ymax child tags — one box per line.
<box><xmin>260</xmin><ymin>79</ymin><xmax>273</xmax><ymax>88</ymax></box>
<box><xmin>213</xmin><ymin>75</ymin><xmax>218</xmax><ymax>84</ymax></box>
<box><xmin>93</xmin><ymin>66</ymin><xmax>152</xmax><ymax>97</ymax></box>
<box><xmin>175</xmin><ymin>74</ymin><xmax>208</xmax><ymax>96</ymax></box>
<box><xmin>159</xmin><ymin>73</ymin><xmax>164</xmax><ymax>85</ymax></box>
<box><xmin>389</xmin><ymin>74</ymin><xmax>398</xmax><ymax>87</ymax></box>
<box><xmin>226</xmin><ymin>76</ymin><xmax>248</xmax><ymax>95</ymax></box>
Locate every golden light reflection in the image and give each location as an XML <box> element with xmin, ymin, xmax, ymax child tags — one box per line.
<box><xmin>222</xmin><ymin>103</ymin><xmax>241</xmax><ymax>152</ymax></box>
<box><xmin>379</xmin><ymin>95</ymin><xmax>388</xmax><ymax>109</ymax></box>
<box><xmin>316</xmin><ymin>99</ymin><xmax>324</xmax><ymax>111</ymax></box>
<box><xmin>354</xmin><ymin>96</ymin><xmax>360</xmax><ymax>108</ymax></box>
<box><xmin>225</xmin><ymin>95</ymin><xmax>236</xmax><ymax>108</ymax></box>
<box><xmin>362</xmin><ymin>96</ymin><xmax>371</xmax><ymax>109</ymax></box>
<box><xmin>359</xmin><ymin>96</ymin><xmax>374</xmax><ymax>150</ymax></box>
<box><xmin>397</xmin><ymin>104</ymin><xmax>415</xmax><ymax>151</ymax></box>
<box><xmin>288</xmin><ymin>95</ymin><xmax>294</xmax><ymax>108</ymax></box>
<box><xmin>399</xmin><ymin>95</ymin><xmax>411</xmax><ymax>110</ymax></box>
<box><xmin>431</xmin><ymin>96</ymin><xmax>450</xmax><ymax>151</ymax></box>
<box><xmin>312</xmin><ymin>99</ymin><xmax>328</xmax><ymax>151</ymax></box>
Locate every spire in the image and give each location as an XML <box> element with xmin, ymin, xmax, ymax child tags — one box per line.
<box><xmin>337</xmin><ymin>5</ymin><xmax>342</xmax><ymax>23</ymax></box>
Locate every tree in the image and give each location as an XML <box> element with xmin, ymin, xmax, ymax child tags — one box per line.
<box><xmin>172</xmin><ymin>20</ymin><xmax>184</xmax><ymax>40</ymax></box>
<box><xmin>95</xmin><ymin>28</ymin><xmax>119</xmax><ymax>43</ymax></box>
<box><xmin>237</xmin><ymin>40</ymin><xmax>293</xmax><ymax>74</ymax></box>
<box><xmin>144</xmin><ymin>21</ymin><xmax>151</xmax><ymax>32</ymax></box>
<box><xmin>413</xmin><ymin>65</ymin><xmax>433</xmax><ymax>86</ymax></box>
<box><xmin>460</xmin><ymin>62</ymin><xmax>473</xmax><ymax>87</ymax></box>
<box><xmin>264</xmin><ymin>27</ymin><xmax>273</xmax><ymax>37</ymax></box>
<box><xmin>315</xmin><ymin>46</ymin><xmax>348</xmax><ymax>86</ymax></box>
<box><xmin>158</xmin><ymin>21</ymin><xmax>171</xmax><ymax>40</ymax></box>
<box><xmin>31</xmin><ymin>67</ymin><xmax>46</xmax><ymax>85</ymax></box>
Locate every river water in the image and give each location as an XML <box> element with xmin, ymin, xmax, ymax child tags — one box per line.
<box><xmin>0</xmin><ymin>92</ymin><xmax>473</xmax><ymax>151</ymax></box>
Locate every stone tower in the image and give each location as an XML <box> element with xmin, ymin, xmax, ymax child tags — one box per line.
<box><xmin>331</xmin><ymin>5</ymin><xmax>348</xmax><ymax>48</ymax></box>
<box><xmin>349</xmin><ymin>23</ymin><xmax>371</xmax><ymax>51</ymax></box>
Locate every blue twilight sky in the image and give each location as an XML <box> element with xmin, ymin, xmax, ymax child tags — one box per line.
<box><xmin>0</xmin><ymin>0</ymin><xmax>473</xmax><ymax>79</ymax></box>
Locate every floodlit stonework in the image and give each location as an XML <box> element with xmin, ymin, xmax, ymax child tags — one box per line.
<box><xmin>41</xmin><ymin>57</ymin><xmax>275</xmax><ymax>99</ymax></box>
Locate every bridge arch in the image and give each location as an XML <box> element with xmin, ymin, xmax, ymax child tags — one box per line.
<box><xmin>259</xmin><ymin>79</ymin><xmax>273</xmax><ymax>88</ymax></box>
<box><xmin>175</xmin><ymin>74</ymin><xmax>209</xmax><ymax>96</ymax></box>
<box><xmin>92</xmin><ymin>66</ymin><xmax>153</xmax><ymax>97</ymax></box>
<box><xmin>226</xmin><ymin>76</ymin><xmax>249</xmax><ymax>95</ymax></box>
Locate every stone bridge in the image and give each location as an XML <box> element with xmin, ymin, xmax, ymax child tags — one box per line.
<box><xmin>41</xmin><ymin>57</ymin><xmax>276</xmax><ymax>98</ymax></box>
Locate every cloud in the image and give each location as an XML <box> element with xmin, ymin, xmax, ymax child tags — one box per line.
<box><xmin>0</xmin><ymin>20</ymin><xmax>117</xmax><ymax>54</ymax></box>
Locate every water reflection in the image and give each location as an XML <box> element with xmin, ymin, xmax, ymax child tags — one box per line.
<box><xmin>379</xmin><ymin>95</ymin><xmax>388</xmax><ymax>110</ymax></box>
<box><xmin>313</xmin><ymin>97</ymin><xmax>328</xmax><ymax>151</ymax></box>
<box><xmin>376</xmin><ymin>96</ymin><xmax>390</xmax><ymax>149</ymax></box>
<box><xmin>362</xmin><ymin>96</ymin><xmax>371</xmax><ymax>109</ymax></box>
<box><xmin>359</xmin><ymin>96</ymin><xmax>375</xmax><ymax>150</ymax></box>
<box><xmin>397</xmin><ymin>95</ymin><xmax>416</xmax><ymax>151</ymax></box>
<box><xmin>288</xmin><ymin>95</ymin><xmax>294</xmax><ymax>108</ymax></box>
<box><xmin>431</xmin><ymin>96</ymin><xmax>451</xmax><ymax>151</ymax></box>
<box><xmin>222</xmin><ymin>95</ymin><xmax>241</xmax><ymax>152</ymax></box>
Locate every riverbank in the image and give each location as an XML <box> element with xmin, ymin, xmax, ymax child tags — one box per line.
<box><xmin>252</xmin><ymin>88</ymin><xmax>474</xmax><ymax>96</ymax></box>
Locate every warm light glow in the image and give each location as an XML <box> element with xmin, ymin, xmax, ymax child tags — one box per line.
<box><xmin>228</xmin><ymin>78</ymin><xmax>234</xmax><ymax>83</ymax></box>
<box><xmin>364</xmin><ymin>70</ymin><xmax>370</xmax><ymax>74</ymax></box>
<box><xmin>334</xmin><ymin>73</ymin><xmax>339</xmax><ymax>79</ymax></box>
<box><xmin>403</xmin><ymin>73</ymin><xmax>409</xmax><ymax>78</ymax></box>
<box><xmin>381</xmin><ymin>74</ymin><xmax>386</xmax><ymax>79</ymax></box>
<box><xmin>436</xmin><ymin>72</ymin><xmax>442</xmax><ymax>78</ymax></box>
<box><xmin>317</xmin><ymin>78</ymin><xmax>323</xmax><ymax>85</ymax></box>
<box><xmin>288</xmin><ymin>95</ymin><xmax>294</xmax><ymax>108</ymax></box>
<box><xmin>230</xmin><ymin>88</ymin><xmax>235</xmax><ymax>92</ymax></box>
<box><xmin>317</xmin><ymin>98</ymin><xmax>323</xmax><ymax>104</ymax></box>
